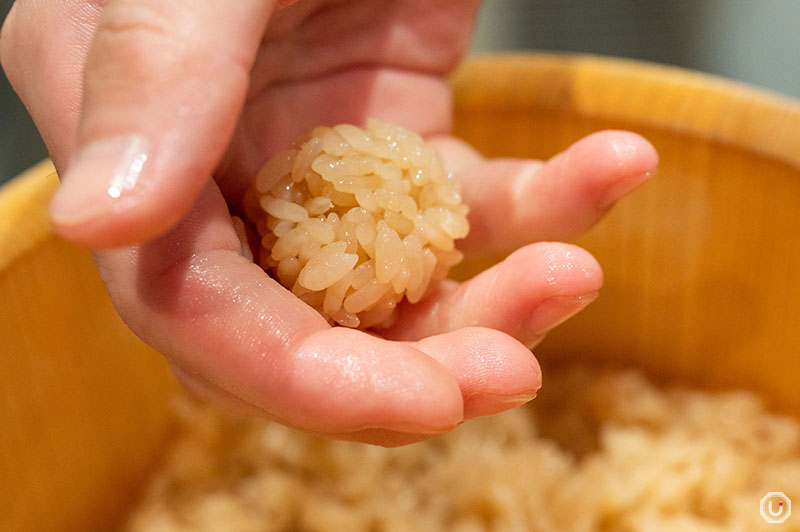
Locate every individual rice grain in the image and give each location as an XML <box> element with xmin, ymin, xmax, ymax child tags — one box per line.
<box><xmin>300</xmin><ymin>218</ymin><xmax>335</xmax><ymax>245</ymax></box>
<box><xmin>292</xmin><ymin>137</ymin><xmax>323</xmax><ymax>182</ymax></box>
<box><xmin>275</xmin><ymin>257</ymin><xmax>302</xmax><ymax>288</ymax></box>
<box><xmin>407</xmin><ymin>248</ymin><xmax>438</xmax><ymax>304</ymax></box>
<box><xmin>323</xmin><ymin>271</ymin><xmax>356</xmax><ymax>317</ymax></box>
<box><xmin>260</xmin><ymin>197</ymin><xmax>309</xmax><ymax>223</ymax></box>
<box><xmin>256</xmin><ymin>149</ymin><xmax>296</xmax><ymax>192</ymax></box>
<box><xmin>374</xmin><ymin>221</ymin><xmax>402</xmax><ymax>284</ymax></box>
<box><xmin>343</xmin><ymin>278</ymin><xmax>390</xmax><ymax>315</ymax></box>
<box><xmin>330</xmin><ymin>309</ymin><xmax>360</xmax><ymax>328</ymax></box>
<box><xmin>298</xmin><ymin>242</ymin><xmax>359</xmax><ymax>291</ymax></box>
<box><xmin>304</xmin><ymin>197</ymin><xmax>334</xmax><ymax>216</ymax></box>
<box><xmin>245</xmin><ymin>119</ymin><xmax>470</xmax><ymax>329</ymax></box>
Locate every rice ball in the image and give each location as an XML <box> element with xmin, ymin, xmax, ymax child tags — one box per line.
<box><xmin>243</xmin><ymin>119</ymin><xmax>469</xmax><ymax>330</ymax></box>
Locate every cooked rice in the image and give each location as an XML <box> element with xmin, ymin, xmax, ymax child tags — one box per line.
<box><xmin>242</xmin><ymin>120</ymin><xmax>469</xmax><ymax>329</ymax></box>
<box><xmin>125</xmin><ymin>365</ymin><xmax>800</xmax><ymax>532</ymax></box>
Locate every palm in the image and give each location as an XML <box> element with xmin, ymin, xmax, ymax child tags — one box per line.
<box><xmin>217</xmin><ymin>0</ymin><xmax>479</xmax><ymax>204</ymax></box>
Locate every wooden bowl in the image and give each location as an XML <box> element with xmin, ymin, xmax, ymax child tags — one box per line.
<box><xmin>2</xmin><ymin>54</ymin><xmax>799</xmax><ymax>531</ymax></box>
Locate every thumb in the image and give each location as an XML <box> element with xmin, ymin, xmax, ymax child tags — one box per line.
<box><xmin>49</xmin><ymin>0</ymin><xmax>279</xmax><ymax>247</ymax></box>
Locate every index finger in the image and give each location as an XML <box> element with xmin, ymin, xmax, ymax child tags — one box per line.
<box><xmin>48</xmin><ymin>0</ymin><xmax>279</xmax><ymax>248</ymax></box>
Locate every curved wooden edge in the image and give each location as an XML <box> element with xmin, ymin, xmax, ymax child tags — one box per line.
<box><xmin>0</xmin><ymin>160</ymin><xmax>180</xmax><ymax>531</ymax></box>
<box><xmin>454</xmin><ymin>53</ymin><xmax>800</xmax><ymax>169</ymax></box>
<box><xmin>0</xmin><ymin>159</ymin><xmax>57</xmax><ymax>271</ymax></box>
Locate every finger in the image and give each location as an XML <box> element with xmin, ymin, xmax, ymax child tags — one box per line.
<box><xmin>94</xmin><ymin>181</ymin><xmax>464</xmax><ymax>438</ymax></box>
<box><xmin>427</xmin><ymin>135</ymin><xmax>484</xmax><ymax>175</ymax></box>
<box><xmin>0</xmin><ymin>0</ymin><xmax>103</xmax><ymax>167</ymax></box>
<box><xmin>171</xmin><ymin>356</ymin><xmax>448</xmax><ymax>447</ymax></box>
<box><xmin>413</xmin><ymin>328</ymin><xmax>541</xmax><ymax>419</ymax></box>
<box><xmin>439</xmin><ymin>131</ymin><xmax>658</xmax><ymax>256</ymax></box>
<box><xmin>170</xmin><ymin>327</ymin><xmax>540</xmax><ymax>446</ymax></box>
<box><xmin>48</xmin><ymin>0</ymin><xmax>279</xmax><ymax>248</ymax></box>
<box><xmin>384</xmin><ymin>242</ymin><xmax>602</xmax><ymax>348</ymax></box>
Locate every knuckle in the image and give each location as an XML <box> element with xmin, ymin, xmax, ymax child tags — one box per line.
<box><xmin>85</xmin><ymin>0</ymin><xmax>251</xmax><ymax>98</ymax></box>
<box><xmin>99</xmin><ymin>1</ymin><xmax>179</xmax><ymax>42</ymax></box>
<box><xmin>88</xmin><ymin>1</ymin><xmax>190</xmax><ymax>86</ymax></box>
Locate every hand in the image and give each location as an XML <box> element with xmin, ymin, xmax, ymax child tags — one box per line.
<box><xmin>1</xmin><ymin>0</ymin><xmax>657</xmax><ymax>446</ymax></box>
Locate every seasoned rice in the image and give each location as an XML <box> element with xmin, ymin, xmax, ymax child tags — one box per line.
<box><xmin>243</xmin><ymin>120</ymin><xmax>469</xmax><ymax>330</ymax></box>
<box><xmin>124</xmin><ymin>364</ymin><xmax>800</xmax><ymax>532</ymax></box>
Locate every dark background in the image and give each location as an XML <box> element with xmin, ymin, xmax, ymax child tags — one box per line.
<box><xmin>2</xmin><ymin>0</ymin><xmax>799</xmax><ymax>184</ymax></box>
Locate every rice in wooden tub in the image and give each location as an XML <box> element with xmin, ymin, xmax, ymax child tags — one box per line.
<box><xmin>242</xmin><ymin>119</ymin><xmax>469</xmax><ymax>330</ymax></box>
<box><xmin>124</xmin><ymin>364</ymin><xmax>800</xmax><ymax>532</ymax></box>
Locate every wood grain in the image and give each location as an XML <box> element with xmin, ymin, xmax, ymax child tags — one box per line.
<box><xmin>0</xmin><ymin>162</ymin><xmax>179</xmax><ymax>532</ymax></box>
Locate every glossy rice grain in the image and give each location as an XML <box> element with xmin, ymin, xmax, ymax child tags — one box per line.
<box><xmin>243</xmin><ymin>120</ymin><xmax>470</xmax><ymax>329</ymax></box>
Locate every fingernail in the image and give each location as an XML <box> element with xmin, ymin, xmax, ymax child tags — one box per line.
<box><xmin>526</xmin><ymin>293</ymin><xmax>598</xmax><ymax>336</ymax></box>
<box><xmin>464</xmin><ymin>393</ymin><xmax>537</xmax><ymax>418</ymax></box>
<box><xmin>50</xmin><ymin>135</ymin><xmax>151</xmax><ymax>227</ymax></box>
<box><xmin>497</xmin><ymin>393</ymin><xmax>537</xmax><ymax>405</ymax></box>
<box><xmin>602</xmin><ymin>170</ymin><xmax>655</xmax><ymax>208</ymax></box>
